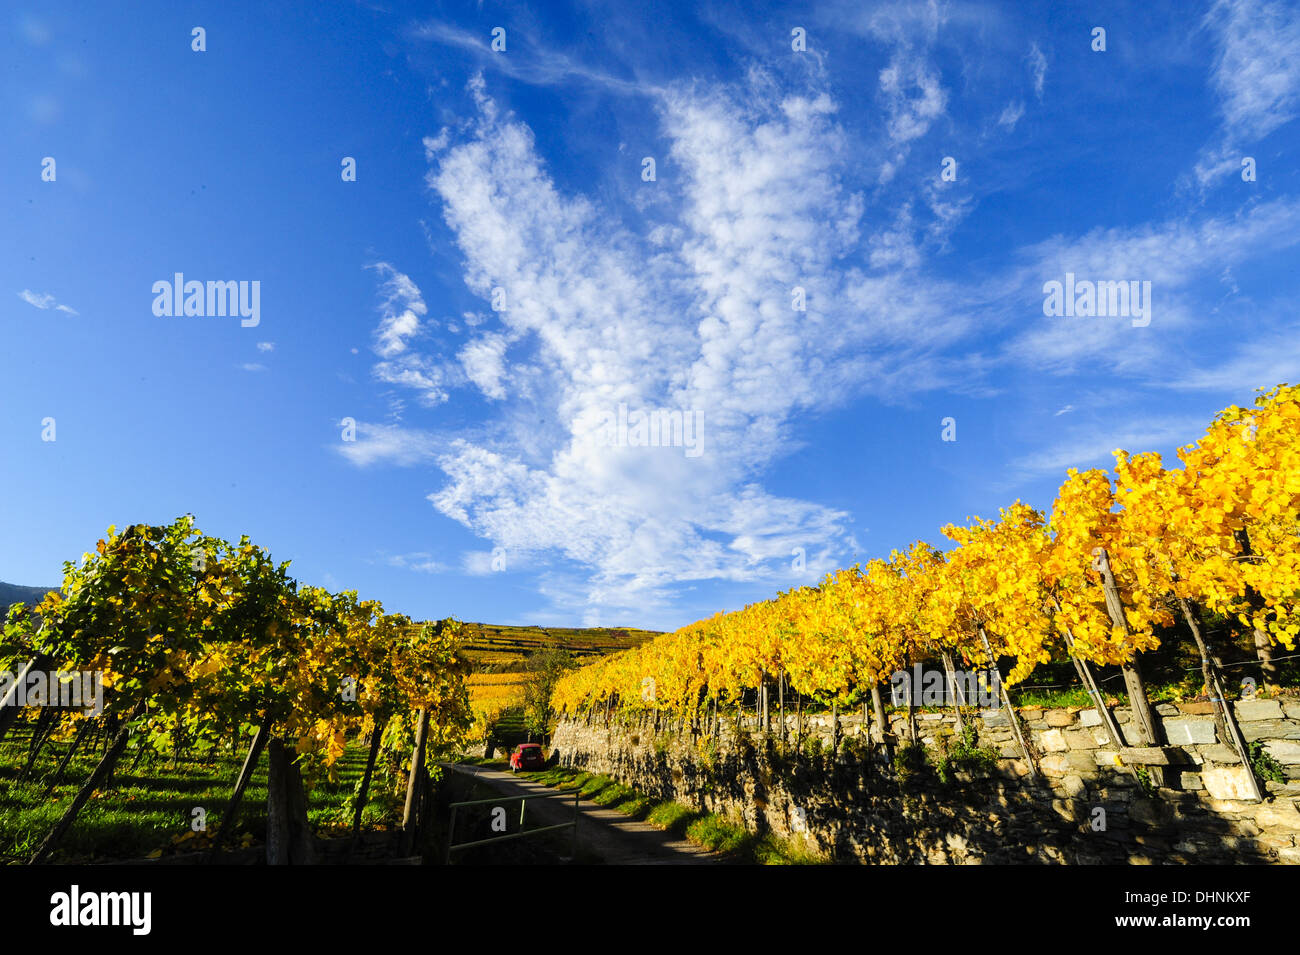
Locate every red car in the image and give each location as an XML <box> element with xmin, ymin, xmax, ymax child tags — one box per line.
<box><xmin>509</xmin><ymin>743</ymin><xmax>546</xmax><ymax>772</ymax></box>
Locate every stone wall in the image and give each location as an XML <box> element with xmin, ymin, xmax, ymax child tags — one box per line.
<box><xmin>550</xmin><ymin>699</ymin><xmax>1300</xmax><ymax>863</ymax></box>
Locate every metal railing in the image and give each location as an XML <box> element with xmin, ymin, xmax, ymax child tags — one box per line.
<box><xmin>444</xmin><ymin>788</ymin><xmax>580</xmax><ymax>864</ymax></box>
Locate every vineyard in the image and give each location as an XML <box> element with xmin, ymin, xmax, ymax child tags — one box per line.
<box><xmin>555</xmin><ymin>384</ymin><xmax>1300</xmax><ymax>777</ymax></box>
<box><xmin>0</xmin><ymin>518</ymin><xmax>472</xmax><ymax>863</ymax></box>
<box><xmin>460</xmin><ymin>623</ymin><xmax>657</xmax><ymax>747</ymax></box>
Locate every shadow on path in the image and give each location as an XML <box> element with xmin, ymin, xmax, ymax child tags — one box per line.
<box><xmin>440</xmin><ymin>762</ymin><xmax>721</xmax><ymax>865</ymax></box>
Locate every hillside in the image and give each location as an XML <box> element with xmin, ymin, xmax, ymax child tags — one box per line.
<box><xmin>459</xmin><ymin>622</ymin><xmax>657</xmax><ymax>665</ymax></box>
<box><xmin>452</xmin><ymin>622</ymin><xmax>658</xmax><ymax>733</ymax></box>
<box><xmin>0</xmin><ymin>581</ymin><xmax>57</xmax><ymax>615</ymax></box>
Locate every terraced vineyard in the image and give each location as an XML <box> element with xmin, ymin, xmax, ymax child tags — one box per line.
<box><xmin>452</xmin><ymin>624</ymin><xmax>659</xmax><ymax>746</ymax></box>
<box><xmin>460</xmin><ymin>624</ymin><xmax>661</xmax><ymax>662</ymax></box>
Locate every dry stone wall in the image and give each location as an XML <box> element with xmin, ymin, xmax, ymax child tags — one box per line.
<box><xmin>550</xmin><ymin>699</ymin><xmax>1300</xmax><ymax>863</ymax></box>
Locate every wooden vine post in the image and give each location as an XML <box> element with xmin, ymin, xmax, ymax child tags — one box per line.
<box><xmin>352</xmin><ymin>721</ymin><xmax>386</xmax><ymax>839</ymax></box>
<box><xmin>0</xmin><ymin>653</ymin><xmax>53</xmax><ymax>745</ymax></box>
<box><xmin>778</xmin><ymin>672</ymin><xmax>786</xmax><ymax>751</ymax></box>
<box><xmin>940</xmin><ymin>651</ymin><xmax>966</xmax><ymax>734</ymax></box>
<box><xmin>870</xmin><ymin>684</ymin><xmax>888</xmax><ymax>742</ymax></box>
<box><xmin>399</xmin><ymin>707</ymin><xmax>430</xmax><ymax>857</ymax></box>
<box><xmin>44</xmin><ymin>716</ymin><xmax>97</xmax><ymax>796</ymax></box>
<box><xmin>265</xmin><ymin>738</ymin><xmax>316</xmax><ymax>865</ymax></box>
<box><xmin>1233</xmin><ymin>529</ymin><xmax>1277</xmax><ymax>684</ymax></box>
<box><xmin>979</xmin><ymin>629</ymin><xmax>1038</xmax><ymax>780</ymax></box>
<box><xmin>899</xmin><ymin>659</ymin><xmax>919</xmax><ymax>742</ymax></box>
<box><xmin>19</xmin><ymin>707</ymin><xmax>57</xmax><ymax>781</ymax></box>
<box><xmin>29</xmin><ymin>702</ymin><xmax>142</xmax><ymax>864</ymax></box>
<box><xmin>208</xmin><ymin>712</ymin><xmax>274</xmax><ymax>861</ymax></box>
<box><xmin>1052</xmin><ymin>603</ymin><xmax>1145</xmax><ymax>788</ymax></box>
<box><xmin>1175</xmin><ymin>592</ymin><xmax>1262</xmax><ymax>802</ymax></box>
<box><xmin>1052</xmin><ymin>597</ymin><xmax>1127</xmax><ymax>748</ymax></box>
<box><xmin>1090</xmin><ymin>548</ymin><xmax>1161</xmax><ymax>746</ymax></box>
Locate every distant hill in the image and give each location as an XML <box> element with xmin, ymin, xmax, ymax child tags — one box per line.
<box><xmin>458</xmin><ymin>622</ymin><xmax>659</xmax><ymax>667</ymax></box>
<box><xmin>449</xmin><ymin>622</ymin><xmax>659</xmax><ymax>725</ymax></box>
<box><xmin>0</xmin><ymin>581</ymin><xmax>57</xmax><ymax>615</ymax></box>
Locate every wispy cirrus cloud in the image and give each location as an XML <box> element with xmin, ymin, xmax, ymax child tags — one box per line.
<box><xmin>343</xmin><ymin>17</ymin><xmax>1300</xmax><ymax>620</ymax></box>
<box><xmin>1162</xmin><ymin>321</ymin><xmax>1300</xmax><ymax>393</ymax></box>
<box><xmin>998</xmin><ymin>100</ymin><xmax>1025</xmax><ymax>130</ymax></box>
<box><xmin>862</xmin><ymin>2</ymin><xmax>949</xmax><ymax>183</ymax></box>
<box><xmin>368</xmin><ymin>262</ymin><xmax>427</xmax><ymax>358</ymax></box>
<box><xmin>410</xmin><ymin>19</ymin><xmax>654</xmax><ymax>96</ymax></box>
<box><xmin>334</xmin><ymin>421</ymin><xmax>442</xmax><ymax>467</ymax></box>
<box><xmin>17</xmin><ymin>289</ymin><xmax>77</xmax><ymax>314</ymax></box>
<box><xmin>383</xmin><ymin>73</ymin><xmax>918</xmax><ymax>618</ymax></box>
<box><xmin>364</xmin><ymin>263</ymin><xmax>450</xmax><ymax>405</ymax></box>
<box><xmin>1193</xmin><ymin>0</ymin><xmax>1300</xmax><ymax>185</ymax></box>
<box><xmin>1027</xmin><ymin>42</ymin><xmax>1046</xmax><ymax>100</ymax></box>
<box><xmin>384</xmin><ymin>552</ymin><xmax>450</xmax><ymax>574</ymax></box>
<box><xmin>1008</xmin><ymin>414</ymin><xmax>1209</xmax><ymax>480</ymax></box>
<box><xmin>999</xmin><ymin>196</ymin><xmax>1300</xmax><ymax>374</ymax></box>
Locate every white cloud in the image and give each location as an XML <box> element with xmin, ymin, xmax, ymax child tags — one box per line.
<box><xmin>462</xmin><ymin>550</ymin><xmax>497</xmax><ymax>576</ymax></box>
<box><xmin>372</xmin><ymin>354</ymin><xmax>449</xmax><ymax>405</ymax></box>
<box><xmin>998</xmin><ymin>100</ymin><xmax>1025</xmax><ymax>130</ymax></box>
<box><xmin>256</xmin><ymin>341</ymin><xmax>275</xmax><ymax>352</ymax></box>
<box><xmin>353</xmin><ymin>59</ymin><xmax>1299</xmax><ymax>622</ymax></box>
<box><xmin>386</xmin><ymin>552</ymin><xmax>449</xmax><ymax>574</ymax></box>
<box><xmin>1003</xmin><ymin>196</ymin><xmax>1300</xmax><ymax>373</ymax></box>
<box><xmin>1027</xmin><ymin>42</ymin><xmax>1046</xmax><ymax>100</ymax></box>
<box><xmin>1194</xmin><ymin>0</ymin><xmax>1300</xmax><ymax>184</ymax></box>
<box><xmin>403</xmin><ymin>75</ymin><xmax>920</xmax><ymax>616</ymax></box>
<box><xmin>411</xmin><ymin>20</ymin><xmax>655</xmax><ymax>96</ymax></box>
<box><xmin>239</xmin><ymin>363</ymin><xmax>268</xmax><ymax>373</ymax></box>
<box><xmin>860</xmin><ymin>1</ymin><xmax>948</xmax><ymax>183</ymax></box>
<box><xmin>878</xmin><ymin>55</ymin><xmax>947</xmax><ymax>147</ymax></box>
<box><xmin>18</xmin><ymin>289</ymin><xmax>78</xmax><ymax>315</ymax></box>
<box><xmin>1162</xmin><ymin>323</ymin><xmax>1300</xmax><ymax>393</ymax></box>
<box><xmin>334</xmin><ymin>421</ymin><xmax>442</xmax><ymax>467</ymax></box>
<box><xmin>1206</xmin><ymin>0</ymin><xmax>1300</xmax><ymax>141</ymax></box>
<box><xmin>459</xmin><ymin>333</ymin><xmax>509</xmax><ymax>400</ymax></box>
<box><xmin>367</xmin><ymin>262</ymin><xmax>427</xmax><ymax>358</ymax></box>
<box><xmin>1010</xmin><ymin>415</ymin><xmax>1208</xmax><ymax>478</ymax></box>
<box><xmin>422</xmin><ymin>129</ymin><xmax>450</xmax><ymax>158</ymax></box>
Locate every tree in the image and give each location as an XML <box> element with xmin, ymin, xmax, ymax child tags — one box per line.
<box><xmin>522</xmin><ymin>648</ymin><xmax>578</xmax><ymax>739</ymax></box>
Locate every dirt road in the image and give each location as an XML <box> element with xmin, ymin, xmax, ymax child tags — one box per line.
<box><xmin>440</xmin><ymin>763</ymin><xmax>721</xmax><ymax>865</ymax></box>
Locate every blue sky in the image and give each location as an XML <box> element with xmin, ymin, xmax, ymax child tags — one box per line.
<box><xmin>3</xmin><ymin>1</ymin><xmax>1298</xmax><ymax>631</ymax></box>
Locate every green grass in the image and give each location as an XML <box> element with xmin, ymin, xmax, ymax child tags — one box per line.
<box><xmin>1005</xmin><ymin>686</ymin><xmax>1096</xmax><ymax>709</ymax></box>
<box><xmin>510</xmin><ymin>763</ymin><xmax>824</xmax><ymax>864</ymax></box>
<box><xmin>646</xmin><ymin>801</ymin><xmax>695</xmax><ymax>834</ymax></box>
<box><xmin>0</xmin><ymin>732</ymin><xmax>405</xmax><ymax>863</ymax></box>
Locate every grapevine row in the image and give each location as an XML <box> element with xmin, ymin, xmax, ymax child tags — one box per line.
<box><xmin>555</xmin><ymin>384</ymin><xmax>1300</xmax><ymax>719</ymax></box>
<box><xmin>1</xmin><ymin>517</ymin><xmax>472</xmax><ymax>860</ymax></box>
